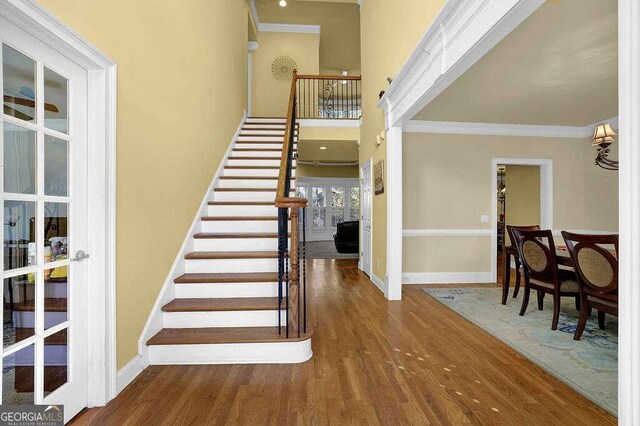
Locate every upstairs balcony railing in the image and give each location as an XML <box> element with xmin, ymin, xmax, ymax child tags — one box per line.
<box><xmin>295</xmin><ymin>74</ymin><xmax>362</xmax><ymax>119</ymax></box>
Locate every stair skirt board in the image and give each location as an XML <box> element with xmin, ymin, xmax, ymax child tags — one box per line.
<box><xmin>185</xmin><ymin>258</ymin><xmax>278</xmax><ymax>273</ymax></box>
<box><xmin>147</xmin><ymin>339</ymin><xmax>312</xmax><ymax>365</ymax></box>
<box><xmin>194</xmin><ymin>238</ymin><xmax>279</xmax><ymax>252</ymax></box>
<box><xmin>175</xmin><ymin>282</ymin><xmax>279</xmax><ymax>299</ymax></box>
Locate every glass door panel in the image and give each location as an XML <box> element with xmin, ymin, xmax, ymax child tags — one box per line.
<box><xmin>1</xmin><ymin>20</ymin><xmax>89</xmax><ymax>420</ymax></box>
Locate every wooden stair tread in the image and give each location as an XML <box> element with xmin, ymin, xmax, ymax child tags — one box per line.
<box><xmin>185</xmin><ymin>251</ymin><xmax>278</xmax><ymax>260</ymax></box>
<box><xmin>14</xmin><ymin>328</ymin><xmax>68</xmax><ymax>345</ymax></box>
<box><xmin>214</xmin><ymin>187</ymin><xmax>294</xmax><ymax>192</ymax></box>
<box><xmin>161</xmin><ymin>297</ymin><xmax>279</xmax><ymax>312</ymax></box>
<box><xmin>174</xmin><ymin>272</ymin><xmax>279</xmax><ymax>283</ymax></box>
<box><xmin>233</xmin><ymin>149</ymin><xmax>298</xmax><ymax>152</ymax></box>
<box><xmin>235</xmin><ymin>141</ymin><xmax>296</xmax><ymax>145</ymax></box>
<box><xmin>219</xmin><ymin>176</ymin><xmax>296</xmax><ymax>180</ymax></box>
<box><xmin>208</xmin><ymin>201</ymin><xmax>273</xmax><ymax>206</ymax></box>
<box><xmin>227</xmin><ymin>156</ymin><xmax>284</xmax><ymax>160</ymax></box>
<box><xmin>146</xmin><ymin>326</ymin><xmax>313</xmax><ymax>346</ymax></box>
<box><xmin>224</xmin><ymin>165</ymin><xmax>296</xmax><ymax>169</ymax></box>
<box><xmin>13</xmin><ymin>298</ymin><xmax>67</xmax><ymax>312</ymax></box>
<box><xmin>201</xmin><ymin>216</ymin><xmax>279</xmax><ymax>221</ymax></box>
<box><xmin>193</xmin><ymin>232</ymin><xmax>279</xmax><ymax>239</ymax></box>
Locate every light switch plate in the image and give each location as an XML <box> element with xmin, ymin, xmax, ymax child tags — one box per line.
<box><xmin>481</xmin><ymin>215</ymin><xmax>489</xmax><ymax>223</ymax></box>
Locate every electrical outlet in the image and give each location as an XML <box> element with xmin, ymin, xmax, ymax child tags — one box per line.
<box><xmin>376</xmin><ymin>259</ymin><xmax>380</xmax><ymax>268</ymax></box>
<box><xmin>481</xmin><ymin>215</ymin><xmax>489</xmax><ymax>223</ymax></box>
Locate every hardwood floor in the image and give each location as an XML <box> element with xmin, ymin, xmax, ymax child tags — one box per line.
<box><xmin>72</xmin><ymin>259</ymin><xmax>615</xmax><ymax>425</ymax></box>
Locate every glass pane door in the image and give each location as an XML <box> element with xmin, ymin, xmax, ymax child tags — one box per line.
<box><xmin>1</xmin><ymin>18</ymin><xmax>89</xmax><ymax>421</ymax></box>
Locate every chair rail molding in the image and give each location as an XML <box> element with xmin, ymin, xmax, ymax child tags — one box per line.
<box><xmin>618</xmin><ymin>0</ymin><xmax>640</xmax><ymax>422</ymax></box>
<box><xmin>403</xmin><ymin>229</ymin><xmax>492</xmax><ymax>237</ymax></box>
<box><xmin>1</xmin><ymin>0</ymin><xmax>118</xmax><ymax>405</ymax></box>
<box><xmin>377</xmin><ymin>0</ymin><xmax>545</xmax><ymax>129</ymax></box>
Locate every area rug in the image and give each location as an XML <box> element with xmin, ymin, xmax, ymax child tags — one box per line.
<box><xmin>422</xmin><ymin>287</ymin><xmax>617</xmax><ymax>415</ymax></box>
<box><xmin>305</xmin><ymin>241</ymin><xmax>359</xmax><ymax>259</ymax></box>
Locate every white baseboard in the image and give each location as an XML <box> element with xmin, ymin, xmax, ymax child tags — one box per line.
<box><xmin>370</xmin><ymin>272</ymin><xmax>388</xmax><ymax>296</ymax></box>
<box><xmin>403</xmin><ymin>272</ymin><xmax>493</xmax><ymax>284</ymax></box>
<box><xmin>116</xmin><ymin>355</ymin><xmax>147</xmax><ymax>394</ymax></box>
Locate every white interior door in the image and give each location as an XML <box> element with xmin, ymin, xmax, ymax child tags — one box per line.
<box><xmin>361</xmin><ymin>160</ymin><xmax>372</xmax><ymax>276</ymax></box>
<box><xmin>1</xmin><ymin>18</ymin><xmax>89</xmax><ymax>422</ymax></box>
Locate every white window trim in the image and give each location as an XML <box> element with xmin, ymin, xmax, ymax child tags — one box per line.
<box><xmin>297</xmin><ymin>177</ymin><xmax>360</xmax><ymax>242</ymax></box>
<box><xmin>1</xmin><ymin>0</ymin><xmax>118</xmax><ymax>404</ymax></box>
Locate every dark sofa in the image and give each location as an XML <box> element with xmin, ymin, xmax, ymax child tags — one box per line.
<box><xmin>333</xmin><ymin>221</ymin><xmax>359</xmax><ymax>254</ymax></box>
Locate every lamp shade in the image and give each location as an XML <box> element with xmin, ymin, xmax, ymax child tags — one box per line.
<box><xmin>593</xmin><ymin>123</ymin><xmax>617</xmax><ymax>146</ymax></box>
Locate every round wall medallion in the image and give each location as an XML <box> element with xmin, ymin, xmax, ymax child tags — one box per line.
<box><xmin>272</xmin><ymin>56</ymin><xmax>298</xmax><ymax>82</ymax></box>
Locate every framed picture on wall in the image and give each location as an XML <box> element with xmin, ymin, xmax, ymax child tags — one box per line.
<box><xmin>374</xmin><ymin>160</ymin><xmax>384</xmax><ymax>195</ymax></box>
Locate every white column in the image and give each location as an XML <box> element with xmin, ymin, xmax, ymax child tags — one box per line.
<box><xmin>386</xmin><ymin>126</ymin><xmax>403</xmax><ymax>300</ymax></box>
<box><xmin>618</xmin><ymin>0</ymin><xmax>640</xmax><ymax>423</ymax></box>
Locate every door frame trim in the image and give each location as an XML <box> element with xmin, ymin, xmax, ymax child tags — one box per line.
<box><xmin>1</xmin><ymin>0</ymin><xmax>118</xmax><ymax>405</ymax></box>
<box><xmin>359</xmin><ymin>158</ymin><xmax>373</xmax><ymax>278</ymax></box>
<box><xmin>490</xmin><ymin>158</ymin><xmax>553</xmax><ymax>283</ymax></box>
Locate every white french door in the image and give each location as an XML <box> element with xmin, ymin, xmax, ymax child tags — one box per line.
<box><xmin>361</xmin><ymin>160</ymin><xmax>372</xmax><ymax>276</ymax></box>
<box><xmin>0</xmin><ymin>18</ymin><xmax>89</xmax><ymax>421</ymax></box>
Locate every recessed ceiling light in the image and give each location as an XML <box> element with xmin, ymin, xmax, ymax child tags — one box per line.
<box><xmin>279</xmin><ymin>0</ymin><xmax>287</xmax><ymax>7</ymax></box>
<box><xmin>320</xmin><ymin>146</ymin><xmax>327</xmax><ymax>150</ymax></box>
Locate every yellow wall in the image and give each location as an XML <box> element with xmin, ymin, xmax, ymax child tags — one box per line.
<box><xmin>359</xmin><ymin>0</ymin><xmax>446</xmax><ymax>279</ymax></box>
<box><xmin>504</xmin><ymin>165</ymin><xmax>541</xmax><ymax>245</ymax></box>
<box><xmin>37</xmin><ymin>0</ymin><xmax>250</xmax><ymax>368</ymax></box>
<box><xmin>252</xmin><ymin>32</ymin><xmax>319</xmax><ymax>117</ymax></box>
<box><xmin>402</xmin><ymin>133</ymin><xmax>619</xmax><ymax>274</ymax></box>
<box><xmin>297</xmin><ymin>164</ymin><xmax>359</xmax><ymax>178</ymax></box>
<box><xmin>299</xmin><ymin>126</ymin><xmax>359</xmax><ymax>141</ymax></box>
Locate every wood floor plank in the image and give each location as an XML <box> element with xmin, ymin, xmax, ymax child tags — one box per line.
<box><xmin>71</xmin><ymin>259</ymin><xmax>615</xmax><ymax>425</ymax></box>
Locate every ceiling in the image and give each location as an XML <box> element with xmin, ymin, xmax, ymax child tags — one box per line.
<box><xmin>256</xmin><ymin>0</ymin><xmax>361</xmax><ymax>74</ymax></box>
<box><xmin>414</xmin><ymin>0</ymin><xmax>618</xmax><ymax>126</ymax></box>
<box><xmin>298</xmin><ymin>139</ymin><xmax>359</xmax><ymax>162</ymax></box>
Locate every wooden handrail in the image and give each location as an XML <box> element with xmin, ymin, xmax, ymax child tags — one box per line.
<box><xmin>296</xmin><ymin>74</ymin><xmax>362</xmax><ymax>81</ymax></box>
<box><xmin>275</xmin><ymin>70</ymin><xmax>308</xmax><ymax>209</ymax></box>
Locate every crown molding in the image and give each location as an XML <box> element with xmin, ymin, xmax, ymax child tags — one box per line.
<box><xmin>247</xmin><ymin>41</ymin><xmax>259</xmax><ymax>51</ymax></box>
<box><xmin>248</xmin><ymin>0</ymin><xmax>260</xmax><ymax>26</ymax></box>
<box><xmin>258</xmin><ymin>23</ymin><xmax>321</xmax><ymax>35</ymax></box>
<box><xmin>403</xmin><ymin>117</ymin><xmax>619</xmax><ymax>139</ymax></box>
<box><xmin>298</xmin><ymin>119</ymin><xmax>360</xmax><ymax>128</ymax></box>
<box><xmin>378</xmin><ymin>0</ymin><xmax>546</xmax><ymax>129</ymax></box>
<box><xmin>357</xmin><ymin>0</ymin><xmax>364</xmax><ymax>11</ymax></box>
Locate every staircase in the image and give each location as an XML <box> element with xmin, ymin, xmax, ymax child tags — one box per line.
<box><xmin>145</xmin><ymin>117</ymin><xmax>313</xmax><ymax>364</ymax></box>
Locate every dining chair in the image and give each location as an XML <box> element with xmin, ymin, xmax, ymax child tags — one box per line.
<box><xmin>503</xmin><ymin>225</ymin><xmax>540</xmax><ymax>304</ymax></box>
<box><xmin>513</xmin><ymin>229</ymin><xmax>580</xmax><ymax>330</ymax></box>
<box><xmin>561</xmin><ymin>231</ymin><xmax>618</xmax><ymax>340</ymax></box>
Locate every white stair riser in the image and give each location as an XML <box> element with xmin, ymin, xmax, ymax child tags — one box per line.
<box><xmin>206</xmin><ymin>204</ymin><xmax>276</xmax><ymax>216</ymax></box>
<box><xmin>218</xmin><ymin>179</ymin><xmax>279</xmax><ymax>189</ymax></box>
<box><xmin>231</xmin><ymin>151</ymin><xmax>284</xmax><ymax>158</ymax></box>
<box><xmin>235</xmin><ymin>143</ymin><xmax>284</xmax><ymax>150</ymax></box>
<box><xmin>245</xmin><ymin>118</ymin><xmax>286</xmax><ymax>124</ymax></box>
<box><xmin>223</xmin><ymin>168</ymin><xmax>295</xmax><ymax>177</ymax></box>
<box><xmin>175</xmin><ymin>282</ymin><xmax>279</xmax><ymax>299</ymax></box>
<box><xmin>238</xmin><ymin>136</ymin><xmax>298</xmax><ymax>142</ymax></box>
<box><xmin>201</xmin><ymin>220</ymin><xmax>279</xmax><ymax>233</ymax></box>
<box><xmin>227</xmin><ymin>159</ymin><xmax>281</xmax><ymax>167</ymax></box>
<box><xmin>147</xmin><ymin>340</ymin><xmax>312</xmax><ymax>365</ymax></box>
<box><xmin>193</xmin><ymin>237</ymin><xmax>279</xmax><ymax>251</ymax></box>
<box><xmin>162</xmin><ymin>310</ymin><xmax>284</xmax><ymax>328</ymax></box>
<box><xmin>212</xmin><ymin>191</ymin><xmax>278</xmax><ymax>202</ymax></box>
<box><xmin>12</xmin><ymin>312</ymin><xmax>66</xmax><ymax>329</ymax></box>
<box><xmin>185</xmin><ymin>258</ymin><xmax>278</xmax><ymax>273</ymax></box>
<box><xmin>243</xmin><ymin>124</ymin><xmax>288</xmax><ymax>130</ymax></box>
<box><xmin>241</xmin><ymin>130</ymin><xmax>295</xmax><ymax>136</ymax></box>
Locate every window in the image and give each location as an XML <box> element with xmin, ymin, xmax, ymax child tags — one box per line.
<box><xmin>312</xmin><ymin>187</ymin><xmax>326</xmax><ymax>229</ymax></box>
<box><xmin>350</xmin><ymin>187</ymin><xmax>360</xmax><ymax>221</ymax></box>
<box><xmin>331</xmin><ymin>187</ymin><xmax>344</xmax><ymax>227</ymax></box>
